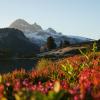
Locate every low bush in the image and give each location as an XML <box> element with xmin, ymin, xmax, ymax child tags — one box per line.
<box><xmin>36</xmin><ymin>58</ymin><xmax>53</xmax><ymax>70</ymax></box>
<box><xmin>0</xmin><ymin>44</ymin><xmax>100</xmax><ymax>99</ymax></box>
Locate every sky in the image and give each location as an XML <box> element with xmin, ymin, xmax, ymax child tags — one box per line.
<box><xmin>0</xmin><ymin>0</ymin><xmax>100</xmax><ymax>40</ymax></box>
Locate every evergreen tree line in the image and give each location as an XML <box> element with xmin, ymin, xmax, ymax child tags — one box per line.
<box><xmin>40</xmin><ymin>36</ymin><xmax>70</xmax><ymax>52</ymax></box>
<box><xmin>40</xmin><ymin>36</ymin><xmax>100</xmax><ymax>52</ymax></box>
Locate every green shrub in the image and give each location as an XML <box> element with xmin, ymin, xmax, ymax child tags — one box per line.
<box><xmin>36</xmin><ymin>58</ymin><xmax>52</xmax><ymax>70</ymax></box>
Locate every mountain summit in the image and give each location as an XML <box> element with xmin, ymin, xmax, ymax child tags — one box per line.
<box><xmin>9</xmin><ymin>19</ymin><xmax>43</xmax><ymax>33</ymax></box>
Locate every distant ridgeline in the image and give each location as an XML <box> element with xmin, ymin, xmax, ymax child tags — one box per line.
<box><xmin>9</xmin><ymin>19</ymin><xmax>92</xmax><ymax>47</ymax></box>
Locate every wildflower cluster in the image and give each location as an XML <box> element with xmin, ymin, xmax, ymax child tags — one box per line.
<box><xmin>0</xmin><ymin>51</ymin><xmax>99</xmax><ymax>100</ymax></box>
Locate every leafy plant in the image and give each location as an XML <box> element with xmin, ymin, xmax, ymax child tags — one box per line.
<box><xmin>79</xmin><ymin>42</ymin><xmax>98</xmax><ymax>68</ymax></box>
<box><xmin>61</xmin><ymin>61</ymin><xmax>77</xmax><ymax>84</ymax></box>
<box><xmin>36</xmin><ymin>58</ymin><xmax>52</xmax><ymax>70</ymax></box>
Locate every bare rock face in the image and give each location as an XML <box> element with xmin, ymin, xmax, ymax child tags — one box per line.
<box><xmin>9</xmin><ymin>19</ymin><xmax>43</xmax><ymax>33</ymax></box>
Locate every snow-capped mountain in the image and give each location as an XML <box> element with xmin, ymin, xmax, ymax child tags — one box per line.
<box><xmin>9</xmin><ymin>19</ymin><xmax>91</xmax><ymax>47</ymax></box>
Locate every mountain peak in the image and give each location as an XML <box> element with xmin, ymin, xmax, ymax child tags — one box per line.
<box><xmin>32</xmin><ymin>22</ymin><xmax>42</xmax><ymax>31</ymax></box>
<box><xmin>46</xmin><ymin>28</ymin><xmax>57</xmax><ymax>34</ymax></box>
<box><xmin>9</xmin><ymin>19</ymin><xmax>43</xmax><ymax>33</ymax></box>
<box><xmin>14</xmin><ymin>18</ymin><xmax>27</xmax><ymax>22</ymax></box>
<box><xmin>46</xmin><ymin>28</ymin><xmax>62</xmax><ymax>35</ymax></box>
<box><xmin>10</xmin><ymin>19</ymin><xmax>29</xmax><ymax>26</ymax></box>
<box><xmin>33</xmin><ymin>22</ymin><xmax>38</xmax><ymax>25</ymax></box>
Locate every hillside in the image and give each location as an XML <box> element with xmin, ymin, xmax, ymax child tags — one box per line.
<box><xmin>0</xmin><ymin>28</ymin><xmax>39</xmax><ymax>57</ymax></box>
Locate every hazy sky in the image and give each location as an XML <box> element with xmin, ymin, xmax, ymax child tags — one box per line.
<box><xmin>0</xmin><ymin>0</ymin><xmax>100</xmax><ymax>39</ymax></box>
